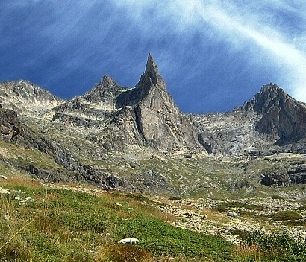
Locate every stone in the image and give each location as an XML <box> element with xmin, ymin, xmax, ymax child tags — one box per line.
<box><xmin>227</xmin><ymin>211</ymin><xmax>239</xmax><ymax>218</ymax></box>
<box><xmin>114</xmin><ymin>54</ymin><xmax>201</xmax><ymax>151</ymax></box>
<box><xmin>118</xmin><ymin>238</ymin><xmax>139</xmax><ymax>244</ymax></box>
<box><xmin>0</xmin><ymin>108</ymin><xmax>21</xmax><ymax>141</ymax></box>
<box><xmin>0</xmin><ymin>187</ymin><xmax>10</xmax><ymax>194</ymax></box>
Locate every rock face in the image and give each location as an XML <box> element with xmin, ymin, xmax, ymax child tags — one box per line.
<box><xmin>114</xmin><ymin>54</ymin><xmax>200</xmax><ymax>151</ymax></box>
<box><xmin>194</xmin><ymin>111</ymin><xmax>269</xmax><ymax>155</ymax></box>
<box><xmin>261</xmin><ymin>164</ymin><xmax>306</xmax><ymax>186</ymax></box>
<box><xmin>116</xmin><ymin>54</ymin><xmax>168</xmax><ymax>107</ymax></box>
<box><xmin>0</xmin><ymin>80</ymin><xmax>62</xmax><ymax>116</ymax></box>
<box><xmin>194</xmin><ymin>83</ymin><xmax>306</xmax><ymax>156</ymax></box>
<box><xmin>83</xmin><ymin>75</ymin><xmax>123</xmax><ymax>108</ymax></box>
<box><xmin>0</xmin><ymin>107</ymin><xmax>21</xmax><ymax>141</ymax></box>
<box><xmin>243</xmin><ymin>84</ymin><xmax>306</xmax><ymax>144</ymax></box>
<box><xmin>55</xmin><ymin>75</ymin><xmax>125</xmax><ymax>114</ymax></box>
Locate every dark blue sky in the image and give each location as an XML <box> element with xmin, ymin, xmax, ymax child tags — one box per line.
<box><xmin>1</xmin><ymin>0</ymin><xmax>306</xmax><ymax>113</ymax></box>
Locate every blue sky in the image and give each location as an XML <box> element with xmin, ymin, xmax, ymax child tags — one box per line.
<box><xmin>1</xmin><ymin>0</ymin><xmax>306</xmax><ymax>113</ymax></box>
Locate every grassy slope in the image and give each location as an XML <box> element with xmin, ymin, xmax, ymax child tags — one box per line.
<box><xmin>0</xmin><ymin>175</ymin><xmax>233</xmax><ymax>262</ymax></box>
<box><xmin>1</xmin><ymin>133</ymin><xmax>306</xmax><ymax>261</ymax></box>
<box><xmin>2</xmin><ymin>176</ymin><xmax>306</xmax><ymax>261</ymax></box>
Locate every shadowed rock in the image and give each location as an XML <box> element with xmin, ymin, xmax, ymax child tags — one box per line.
<box><xmin>243</xmin><ymin>83</ymin><xmax>306</xmax><ymax>144</ymax></box>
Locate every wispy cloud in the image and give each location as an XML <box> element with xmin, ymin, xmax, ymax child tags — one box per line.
<box><xmin>1</xmin><ymin>0</ymin><xmax>305</xmax><ymax>111</ymax></box>
<box><xmin>113</xmin><ymin>0</ymin><xmax>306</xmax><ymax>102</ymax></box>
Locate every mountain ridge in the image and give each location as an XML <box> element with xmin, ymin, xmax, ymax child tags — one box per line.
<box><xmin>1</xmin><ymin>55</ymin><xmax>306</xmax><ymax>154</ymax></box>
<box><xmin>1</xmin><ymin>54</ymin><xmax>306</xmax><ymax>192</ymax></box>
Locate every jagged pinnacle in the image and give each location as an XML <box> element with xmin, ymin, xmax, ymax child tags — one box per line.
<box><xmin>141</xmin><ymin>53</ymin><xmax>165</xmax><ymax>88</ymax></box>
<box><xmin>145</xmin><ymin>53</ymin><xmax>159</xmax><ymax>76</ymax></box>
<box><xmin>99</xmin><ymin>75</ymin><xmax>117</xmax><ymax>88</ymax></box>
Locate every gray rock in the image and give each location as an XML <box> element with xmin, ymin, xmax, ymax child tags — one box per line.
<box><xmin>243</xmin><ymin>83</ymin><xmax>306</xmax><ymax>144</ymax></box>
<box><xmin>0</xmin><ymin>108</ymin><xmax>21</xmax><ymax>141</ymax></box>
<box><xmin>227</xmin><ymin>211</ymin><xmax>239</xmax><ymax>218</ymax></box>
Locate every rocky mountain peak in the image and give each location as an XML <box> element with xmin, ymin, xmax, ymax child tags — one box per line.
<box><xmin>260</xmin><ymin>83</ymin><xmax>284</xmax><ymax>94</ymax></box>
<box><xmin>0</xmin><ymin>80</ymin><xmax>60</xmax><ymax>102</ymax></box>
<box><xmin>242</xmin><ymin>83</ymin><xmax>306</xmax><ymax>143</ymax></box>
<box><xmin>145</xmin><ymin>53</ymin><xmax>159</xmax><ymax>84</ymax></box>
<box><xmin>111</xmin><ymin>55</ymin><xmax>200</xmax><ymax>151</ymax></box>
<box><xmin>242</xmin><ymin>83</ymin><xmax>288</xmax><ymax>113</ymax></box>
<box><xmin>82</xmin><ymin>75</ymin><xmax>123</xmax><ymax>105</ymax></box>
<box><xmin>136</xmin><ymin>54</ymin><xmax>166</xmax><ymax>90</ymax></box>
<box><xmin>0</xmin><ymin>80</ymin><xmax>62</xmax><ymax>116</ymax></box>
<box><xmin>116</xmin><ymin>54</ymin><xmax>169</xmax><ymax>109</ymax></box>
<box><xmin>99</xmin><ymin>75</ymin><xmax>117</xmax><ymax>88</ymax></box>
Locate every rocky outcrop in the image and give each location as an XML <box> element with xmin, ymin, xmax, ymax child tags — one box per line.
<box><xmin>261</xmin><ymin>164</ymin><xmax>306</xmax><ymax>186</ymax></box>
<box><xmin>52</xmin><ymin>112</ymin><xmax>101</xmax><ymax>128</ymax></box>
<box><xmin>53</xmin><ymin>54</ymin><xmax>201</xmax><ymax>152</ymax></box>
<box><xmin>0</xmin><ymin>107</ymin><xmax>21</xmax><ymax>141</ymax></box>
<box><xmin>193</xmin><ymin>111</ymin><xmax>272</xmax><ymax>155</ymax></box>
<box><xmin>55</xmin><ymin>75</ymin><xmax>125</xmax><ymax>114</ymax></box>
<box><xmin>83</xmin><ymin>75</ymin><xmax>124</xmax><ymax>108</ymax></box>
<box><xmin>243</xmin><ymin>84</ymin><xmax>306</xmax><ymax>144</ymax></box>
<box><xmin>116</xmin><ymin>54</ymin><xmax>168</xmax><ymax>108</ymax></box>
<box><xmin>0</xmin><ymin>80</ymin><xmax>61</xmax><ymax>116</ymax></box>
<box><xmin>0</xmin><ymin>80</ymin><xmax>58</xmax><ymax>101</ymax></box>
<box><xmin>194</xmin><ymin>84</ymin><xmax>306</xmax><ymax>156</ymax></box>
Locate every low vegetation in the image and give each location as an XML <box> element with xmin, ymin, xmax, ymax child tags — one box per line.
<box><xmin>239</xmin><ymin>230</ymin><xmax>306</xmax><ymax>261</ymax></box>
<box><xmin>1</xmin><ymin>171</ymin><xmax>306</xmax><ymax>261</ymax></box>
<box><xmin>0</xmin><ymin>176</ymin><xmax>234</xmax><ymax>261</ymax></box>
<box><xmin>272</xmin><ymin>210</ymin><xmax>303</xmax><ymax>221</ymax></box>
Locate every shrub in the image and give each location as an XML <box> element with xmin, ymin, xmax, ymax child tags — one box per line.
<box><xmin>241</xmin><ymin>230</ymin><xmax>306</xmax><ymax>261</ymax></box>
<box><xmin>168</xmin><ymin>196</ymin><xmax>182</xmax><ymax>201</ymax></box>
<box><xmin>95</xmin><ymin>244</ymin><xmax>154</xmax><ymax>262</ymax></box>
<box><xmin>272</xmin><ymin>210</ymin><xmax>302</xmax><ymax>221</ymax></box>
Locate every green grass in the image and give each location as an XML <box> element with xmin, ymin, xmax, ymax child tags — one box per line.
<box><xmin>1</xmin><ymin>174</ymin><xmax>306</xmax><ymax>261</ymax></box>
<box><xmin>116</xmin><ymin>217</ymin><xmax>232</xmax><ymax>260</ymax></box>
<box><xmin>215</xmin><ymin>201</ymin><xmax>265</xmax><ymax>213</ymax></box>
<box><xmin>239</xmin><ymin>230</ymin><xmax>306</xmax><ymax>261</ymax></box>
<box><xmin>0</xmin><ymin>176</ymin><xmax>234</xmax><ymax>261</ymax></box>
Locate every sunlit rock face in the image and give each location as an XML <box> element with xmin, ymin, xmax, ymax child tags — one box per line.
<box><xmin>0</xmin><ymin>80</ymin><xmax>62</xmax><ymax>117</ymax></box>
<box><xmin>194</xmin><ymin>83</ymin><xmax>306</xmax><ymax>156</ymax></box>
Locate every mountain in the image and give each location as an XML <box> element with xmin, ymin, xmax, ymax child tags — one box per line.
<box><xmin>114</xmin><ymin>54</ymin><xmax>200</xmax><ymax>151</ymax></box>
<box><xmin>194</xmin><ymin>83</ymin><xmax>306</xmax><ymax>155</ymax></box>
<box><xmin>53</xmin><ymin>54</ymin><xmax>200</xmax><ymax>152</ymax></box>
<box><xmin>1</xmin><ymin>55</ymin><xmax>306</xmax><ymax>194</ymax></box>
<box><xmin>2</xmin><ymin>57</ymin><xmax>306</xmax><ymax>262</ymax></box>
<box><xmin>242</xmin><ymin>83</ymin><xmax>306</xmax><ymax>144</ymax></box>
<box><xmin>83</xmin><ymin>75</ymin><xmax>124</xmax><ymax>107</ymax></box>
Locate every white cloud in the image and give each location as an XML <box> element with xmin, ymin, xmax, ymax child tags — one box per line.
<box><xmin>113</xmin><ymin>0</ymin><xmax>306</xmax><ymax>102</ymax></box>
